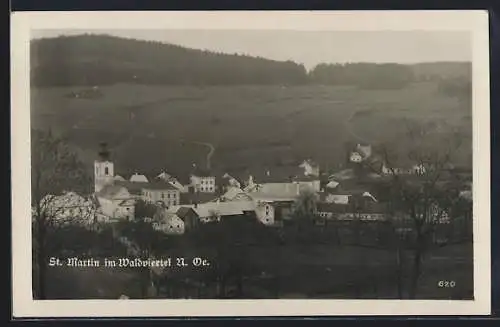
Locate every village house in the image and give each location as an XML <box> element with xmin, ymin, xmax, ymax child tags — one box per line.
<box><xmin>316</xmin><ymin>202</ymin><xmax>388</xmax><ymax>222</ymax></box>
<box><xmin>299</xmin><ymin>159</ymin><xmax>320</xmax><ymax>177</ymax></box>
<box><xmin>141</xmin><ymin>181</ymin><xmax>180</xmax><ymax>208</ymax></box>
<box><xmin>175</xmin><ymin>207</ymin><xmax>200</xmax><ymax>231</ymax></box>
<box><xmin>92</xmin><ymin>144</ymin><xmax>186</xmax><ymax>221</ymax></box>
<box><xmin>381</xmin><ymin>162</ymin><xmax>426</xmax><ymax>176</ymax></box>
<box><xmin>242</xmin><ymin>166</ymin><xmax>321</xmax><ymax>194</ymax></box>
<box><xmin>189</xmin><ymin>168</ymin><xmax>216</xmax><ymax>193</ymax></box>
<box><xmin>95</xmin><ymin>185</ymin><xmax>135</xmax><ymax>221</ymax></box>
<box><xmin>167</xmin><ymin>199</ymin><xmax>256</xmax><ymax>224</ymax></box>
<box><xmin>156</xmin><ymin>171</ymin><xmax>188</xmax><ymax>193</ymax></box>
<box><xmin>348</xmin><ymin>144</ymin><xmax>373</xmax><ymax>164</ymax></box>
<box><xmin>152</xmin><ymin>209</ymin><xmax>185</xmax><ymax>235</ymax></box>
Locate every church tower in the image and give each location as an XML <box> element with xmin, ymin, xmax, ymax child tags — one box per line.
<box><xmin>94</xmin><ymin>142</ymin><xmax>114</xmax><ymax>193</ymax></box>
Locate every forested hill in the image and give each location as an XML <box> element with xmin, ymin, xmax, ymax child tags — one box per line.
<box><xmin>31</xmin><ymin>34</ymin><xmax>471</xmax><ymax>88</ymax></box>
<box><xmin>30</xmin><ymin>34</ymin><xmax>308</xmax><ymax>87</ymax></box>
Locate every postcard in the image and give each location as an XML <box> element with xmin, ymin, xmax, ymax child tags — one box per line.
<box><xmin>11</xmin><ymin>10</ymin><xmax>491</xmax><ymax>317</ymax></box>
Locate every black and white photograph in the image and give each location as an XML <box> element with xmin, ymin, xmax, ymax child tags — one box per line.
<box><xmin>11</xmin><ymin>11</ymin><xmax>490</xmax><ymax>317</ymax></box>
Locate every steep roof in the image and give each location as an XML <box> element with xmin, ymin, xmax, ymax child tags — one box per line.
<box><xmin>114</xmin><ymin>181</ymin><xmax>147</xmax><ymax>195</ymax></box>
<box><xmin>176</xmin><ymin>207</ymin><xmax>199</xmax><ymax>219</ymax></box>
<box><xmin>96</xmin><ymin>184</ymin><xmax>130</xmax><ymax>199</ymax></box>
<box><xmin>129</xmin><ymin>173</ymin><xmax>149</xmax><ymax>183</ymax></box>
<box><xmin>118</xmin><ymin>199</ymin><xmax>136</xmax><ymax>206</ymax></box>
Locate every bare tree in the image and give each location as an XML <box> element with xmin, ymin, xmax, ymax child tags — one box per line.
<box><xmin>291</xmin><ymin>188</ymin><xmax>318</xmax><ymax>233</ymax></box>
<box><xmin>31</xmin><ymin>128</ymin><xmax>92</xmax><ymax>299</ymax></box>
<box><xmin>367</xmin><ymin>120</ymin><xmax>470</xmax><ymax>298</ymax></box>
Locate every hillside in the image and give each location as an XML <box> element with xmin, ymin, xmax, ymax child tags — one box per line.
<box><xmin>30</xmin><ymin>34</ymin><xmax>472</xmax><ymax>88</ymax></box>
<box><xmin>30</xmin><ymin>34</ymin><xmax>308</xmax><ymax>87</ymax></box>
<box><xmin>30</xmin><ymin>34</ymin><xmax>472</xmax><ymax>179</ymax></box>
<box><xmin>31</xmin><ymin>83</ymin><xmax>472</xmax><ymax>180</ymax></box>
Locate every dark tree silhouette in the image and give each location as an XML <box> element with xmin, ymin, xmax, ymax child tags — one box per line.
<box><xmin>31</xmin><ymin>128</ymin><xmax>92</xmax><ymax>299</ymax></box>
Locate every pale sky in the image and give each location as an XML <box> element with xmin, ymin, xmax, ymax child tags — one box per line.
<box><xmin>32</xmin><ymin>29</ymin><xmax>471</xmax><ymax>70</ymax></box>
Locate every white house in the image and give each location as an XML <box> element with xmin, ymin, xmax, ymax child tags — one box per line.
<box><xmin>254</xmin><ymin>201</ymin><xmax>275</xmax><ymax>226</ymax></box>
<box><xmin>326</xmin><ymin>180</ymin><xmax>340</xmax><ymax>189</ymax></box>
<box><xmin>299</xmin><ymin>159</ymin><xmax>320</xmax><ymax>177</ymax></box>
<box><xmin>381</xmin><ymin>163</ymin><xmax>426</xmax><ymax>176</ymax></box>
<box><xmin>152</xmin><ymin>210</ymin><xmax>185</xmax><ymax>235</ymax></box>
<box><xmin>349</xmin><ymin>152</ymin><xmax>363</xmax><ymax>163</ymax></box>
<box><xmin>96</xmin><ymin>185</ymin><xmax>135</xmax><ymax>221</ymax></box>
<box><xmin>190</xmin><ymin>170</ymin><xmax>216</xmax><ymax>193</ymax></box>
<box><xmin>141</xmin><ymin>181</ymin><xmax>180</xmax><ymax>208</ymax></box>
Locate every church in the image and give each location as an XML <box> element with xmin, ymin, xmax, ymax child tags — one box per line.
<box><xmin>93</xmin><ymin>143</ymin><xmax>181</xmax><ymax>222</ymax></box>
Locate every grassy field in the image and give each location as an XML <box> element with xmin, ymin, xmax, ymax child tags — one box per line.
<box><xmin>31</xmin><ymin>82</ymin><xmax>471</xmax><ymax>178</ymax></box>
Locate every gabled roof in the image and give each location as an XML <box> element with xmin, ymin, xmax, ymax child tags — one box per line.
<box><xmin>114</xmin><ymin>175</ymin><xmax>126</xmax><ymax>181</ymax></box>
<box><xmin>193</xmin><ymin>201</ymin><xmax>255</xmax><ymax>218</ymax></box>
<box><xmin>180</xmin><ymin>192</ymin><xmax>218</xmax><ymax>205</ymax></box>
<box><xmin>191</xmin><ymin>167</ymin><xmax>214</xmax><ymax>178</ymax></box>
<box><xmin>221</xmin><ymin>187</ymin><xmax>246</xmax><ymax>201</ymax></box>
<box><xmin>114</xmin><ymin>181</ymin><xmax>147</xmax><ymax>195</ymax></box>
<box><xmin>250</xmin><ymin>166</ymin><xmax>305</xmax><ymax>183</ymax></box>
<box><xmin>141</xmin><ymin>181</ymin><xmax>179</xmax><ymax>191</ymax></box>
<box><xmin>129</xmin><ymin>173</ymin><xmax>149</xmax><ymax>183</ymax></box>
<box><xmin>176</xmin><ymin>207</ymin><xmax>199</xmax><ymax>219</ymax></box>
<box><xmin>118</xmin><ymin>199</ymin><xmax>135</xmax><ymax>206</ymax></box>
<box><xmin>248</xmin><ymin>191</ymin><xmax>299</xmax><ymax>202</ymax></box>
<box><xmin>300</xmin><ymin>159</ymin><xmax>319</xmax><ymax>167</ymax></box>
<box><xmin>96</xmin><ymin>184</ymin><xmax>130</xmax><ymax>199</ymax></box>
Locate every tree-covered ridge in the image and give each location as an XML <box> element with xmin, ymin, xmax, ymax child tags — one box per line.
<box><xmin>30</xmin><ymin>34</ymin><xmax>472</xmax><ymax>89</ymax></box>
<box><xmin>30</xmin><ymin>34</ymin><xmax>308</xmax><ymax>87</ymax></box>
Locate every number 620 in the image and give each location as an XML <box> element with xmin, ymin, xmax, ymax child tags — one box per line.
<box><xmin>438</xmin><ymin>280</ymin><xmax>456</xmax><ymax>288</ymax></box>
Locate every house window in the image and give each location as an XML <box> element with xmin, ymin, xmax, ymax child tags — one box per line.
<box><xmin>126</xmin><ymin>207</ymin><xmax>130</xmax><ymax>211</ymax></box>
<box><xmin>104</xmin><ymin>167</ymin><xmax>109</xmax><ymax>175</ymax></box>
<box><xmin>161</xmin><ymin>193</ymin><xmax>165</xmax><ymax>199</ymax></box>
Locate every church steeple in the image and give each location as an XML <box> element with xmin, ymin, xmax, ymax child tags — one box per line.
<box><xmin>94</xmin><ymin>142</ymin><xmax>114</xmax><ymax>193</ymax></box>
<box><xmin>98</xmin><ymin>142</ymin><xmax>110</xmax><ymax>161</ymax></box>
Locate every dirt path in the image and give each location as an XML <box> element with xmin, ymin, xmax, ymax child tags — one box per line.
<box><xmin>344</xmin><ymin>109</ymin><xmax>372</xmax><ymax>144</ymax></box>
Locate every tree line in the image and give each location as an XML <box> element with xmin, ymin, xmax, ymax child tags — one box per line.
<box><xmin>31</xmin><ymin>34</ymin><xmax>470</xmax><ymax>90</ymax></box>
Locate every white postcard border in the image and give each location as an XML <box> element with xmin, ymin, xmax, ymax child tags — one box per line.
<box><xmin>11</xmin><ymin>10</ymin><xmax>491</xmax><ymax>317</ymax></box>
